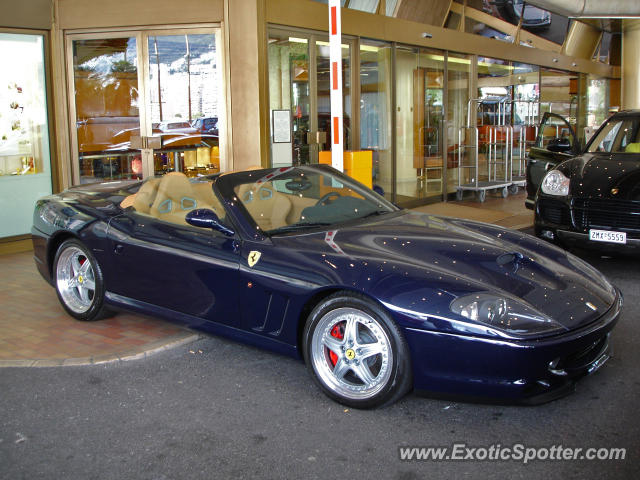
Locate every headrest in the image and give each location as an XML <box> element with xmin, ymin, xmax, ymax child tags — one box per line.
<box><xmin>624</xmin><ymin>143</ymin><xmax>640</xmax><ymax>153</ymax></box>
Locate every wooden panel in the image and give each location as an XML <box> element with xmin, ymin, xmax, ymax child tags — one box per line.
<box><xmin>57</xmin><ymin>0</ymin><xmax>223</xmax><ymax>30</ymax></box>
<box><xmin>265</xmin><ymin>0</ymin><xmax>616</xmax><ymax>78</ymax></box>
<box><xmin>395</xmin><ymin>0</ymin><xmax>450</xmax><ymax>29</ymax></box>
<box><xmin>1</xmin><ymin>0</ymin><xmax>51</xmax><ymax>30</ymax></box>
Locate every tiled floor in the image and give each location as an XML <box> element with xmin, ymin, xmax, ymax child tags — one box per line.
<box><xmin>413</xmin><ymin>189</ymin><xmax>533</xmax><ymax>230</ymax></box>
<box><xmin>0</xmin><ymin>251</ymin><xmax>196</xmax><ymax>365</ymax></box>
<box><xmin>0</xmin><ymin>191</ymin><xmax>531</xmax><ymax>364</ymax></box>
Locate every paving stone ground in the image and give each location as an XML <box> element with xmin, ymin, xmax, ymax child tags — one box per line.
<box><xmin>0</xmin><ymin>251</ymin><xmax>197</xmax><ymax>365</ymax></box>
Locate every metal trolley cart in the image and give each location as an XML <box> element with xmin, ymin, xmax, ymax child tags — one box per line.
<box><xmin>510</xmin><ymin>100</ymin><xmax>539</xmax><ymax>193</ymax></box>
<box><xmin>456</xmin><ymin>99</ymin><xmax>512</xmax><ymax>202</ymax></box>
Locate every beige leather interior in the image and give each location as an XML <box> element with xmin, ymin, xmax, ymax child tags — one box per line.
<box><xmin>149</xmin><ymin>172</ymin><xmax>197</xmax><ymax>224</ymax></box>
<box><xmin>236</xmin><ymin>182</ymin><xmax>292</xmax><ymax>231</ymax></box>
<box><xmin>131</xmin><ymin>177</ymin><xmax>161</xmax><ymax>213</ymax></box>
<box><xmin>122</xmin><ymin>170</ymin><xmax>321</xmax><ymax>231</ymax></box>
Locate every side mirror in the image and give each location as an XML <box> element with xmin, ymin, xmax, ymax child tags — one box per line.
<box><xmin>185</xmin><ymin>209</ymin><xmax>235</xmax><ymax>236</ymax></box>
<box><xmin>547</xmin><ymin>137</ymin><xmax>572</xmax><ymax>153</ymax></box>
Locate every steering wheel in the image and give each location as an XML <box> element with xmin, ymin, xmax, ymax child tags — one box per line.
<box><xmin>315</xmin><ymin>191</ymin><xmax>342</xmax><ymax>206</ymax></box>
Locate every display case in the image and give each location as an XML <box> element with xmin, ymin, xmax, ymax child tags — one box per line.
<box><xmin>0</xmin><ymin>32</ymin><xmax>52</xmax><ymax>238</ymax></box>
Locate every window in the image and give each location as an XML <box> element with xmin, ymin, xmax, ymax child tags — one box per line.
<box><xmin>0</xmin><ymin>32</ymin><xmax>52</xmax><ymax>238</ymax></box>
<box><xmin>588</xmin><ymin>118</ymin><xmax>640</xmax><ymax>154</ymax></box>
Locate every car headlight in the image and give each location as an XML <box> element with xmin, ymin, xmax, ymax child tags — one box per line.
<box><xmin>541</xmin><ymin>170</ymin><xmax>570</xmax><ymax>196</ymax></box>
<box><xmin>450</xmin><ymin>293</ymin><xmax>564</xmax><ymax>338</ymax></box>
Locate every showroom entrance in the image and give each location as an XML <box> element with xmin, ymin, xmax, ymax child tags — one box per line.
<box><xmin>66</xmin><ymin>27</ymin><xmax>225</xmax><ymax>184</ymax></box>
<box><xmin>267</xmin><ymin>29</ymin><xmax>355</xmax><ymax>167</ymax></box>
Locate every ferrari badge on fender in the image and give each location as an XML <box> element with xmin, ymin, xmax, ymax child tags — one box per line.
<box><xmin>248</xmin><ymin>250</ymin><xmax>262</xmax><ymax>267</ymax></box>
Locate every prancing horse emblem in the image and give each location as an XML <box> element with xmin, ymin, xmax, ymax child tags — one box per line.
<box><xmin>248</xmin><ymin>250</ymin><xmax>262</xmax><ymax>267</ymax></box>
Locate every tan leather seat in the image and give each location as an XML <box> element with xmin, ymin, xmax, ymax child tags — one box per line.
<box><xmin>130</xmin><ymin>177</ymin><xmax>161</xmax><ymax>213</ymax></box>
<box><xmin>150</xmin><ymin>172</ymin><xmax>199</xmax><ymax>224</ymax></box>
<box><xmin>191</xmin><ymin>181</ymin><xmax>224</xmax><ymax>217</ymax></box>
<box><xmin>237</xmin><ymin>182</ymin><xmax>291</xmax><ymax>231</ymax></box>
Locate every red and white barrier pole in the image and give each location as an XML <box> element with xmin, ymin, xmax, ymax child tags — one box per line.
<box><xmin>328</xmin><ymin>0</ymin><xmax>344</xmax><ymax>172</ymax></box>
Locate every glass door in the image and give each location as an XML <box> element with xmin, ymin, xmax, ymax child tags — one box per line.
<box><xmin>395</xmin><ymin>46</ymin><xmax>445</xmax><ymax>206</ymax></box>
<box><xmin>267</xmin><ymin>32</ymin><xmax>311</xmax><ymax>166</ymax></box>
<box><xmin>68</xmin><ymin>28</ymin><xmax>222</xmax><ymax>184</ymax></box>
<box><xmin>267</xmin><ymin>30</ymin><xmax>353</xmax><ymax>167</ymax></box>
<box><xmin>69</xmin><ymin>35</ymin><xmax>142</xmax><ymax>184</ymax></box>
<box><xmin>145</xmin><ymin>31</ymin><xmax>222</xmax><ymax>177</ymax></box>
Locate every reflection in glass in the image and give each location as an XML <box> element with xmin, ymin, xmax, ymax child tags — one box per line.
<box><xmin>72</xmin><ymin>37</ymin><xmax>141</xmax><ymax>183</ymax></box>
<box><xmin>147</xmin><ymin>34</ymin><xmax>220</xmax><ymax>177</ymax></box>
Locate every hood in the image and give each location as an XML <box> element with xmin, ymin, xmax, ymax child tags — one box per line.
<box><xmin>564</xmin><ymin>153</ymin><xmax>640</xmax><ymax>201</ymax></box>
<box><xmin>273</xmin><ymin>211</ymin><xmax>617</xmax><ymax>333</ymax></box>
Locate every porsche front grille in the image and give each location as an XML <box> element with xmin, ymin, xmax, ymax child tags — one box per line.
<box><xmin>573</xmin><ymin>198</ymin><xmax>640</xmax><ymax>233</ymax></box>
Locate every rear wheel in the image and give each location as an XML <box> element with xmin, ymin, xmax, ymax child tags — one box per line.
<box><xmin>53</xmin><ymin>239</ymin><xmax>111</xmax><ymax>321</ymax></box>
<box><xmin>303</xmin><ymin>293</ymin><xmax>412</xmax><ymax>408</ymax></box>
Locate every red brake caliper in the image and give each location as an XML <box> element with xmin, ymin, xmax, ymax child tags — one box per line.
<box><xmin>329</xmin><ymin>323</ymin><xmax>344</xmax><ymax>367</ymax></box>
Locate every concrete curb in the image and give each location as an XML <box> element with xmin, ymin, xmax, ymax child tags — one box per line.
<box><xmin>0</xmin><ymin>333</ymin><xmax>201</xmax><ymax>368</ymax></box>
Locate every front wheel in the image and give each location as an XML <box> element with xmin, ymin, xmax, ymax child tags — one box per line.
<box><xmin>303</xmin><ymin>293</ymin><xmax>412</xmax><ymax>408</ymax></box>
<box><xmin>53</xmin><ymin>239</ymin><xmax>112</xmax><ymax>321</ymax></box>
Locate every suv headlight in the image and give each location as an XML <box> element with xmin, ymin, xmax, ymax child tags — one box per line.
<box><xmin>450</xmin><ymin>293</ymin><xmax>564</xmax><ymax>338</ymax></box>
<box><xmin>541</xmin><ymin>170</ymin><xmax>570</xmax><ymax>196</ymax></box>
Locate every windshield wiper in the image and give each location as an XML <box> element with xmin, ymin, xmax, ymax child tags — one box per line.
<box><xmin>268</xmin><ymin>222</ymin><xmax>333</xmax><ymax>235</ymax></box>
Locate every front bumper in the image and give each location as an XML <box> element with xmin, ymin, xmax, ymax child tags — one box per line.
<box><xmin>555</xmin><ymin>230</ymin><xmax>640</xmax><ymax>253</ymax></box>
<box><xmin>403</xmin><ymin>291</ymin><xmax>622</xmax><ymax>404</ymax></box>
<box><xmin>534</xmin><ymin>195</ymin><xmax>640</xmax><ymax>253</ymax></box>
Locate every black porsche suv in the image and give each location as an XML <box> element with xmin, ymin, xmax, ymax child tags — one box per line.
<box><xmin>529</xmin><ymin>110</ymin><xmax>640</xmax><ymax>252</ymax></box>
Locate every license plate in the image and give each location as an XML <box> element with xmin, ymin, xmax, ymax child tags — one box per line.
<box><xmin>589</xmin><ymin>229</ymin><xmax>626</xmax><ymax>244</ymax></box>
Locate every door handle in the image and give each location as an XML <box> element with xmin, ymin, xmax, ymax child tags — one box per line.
<box><xmin>114</xmin><ymin>244</ymin><xmax>124</xmax><ymax>254</ymax></box>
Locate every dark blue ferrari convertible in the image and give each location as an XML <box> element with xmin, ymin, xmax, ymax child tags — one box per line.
<box><xmin>32</xmin><ymin>165</ymin><xmax>622</xmax><ymax>408</ymax></box>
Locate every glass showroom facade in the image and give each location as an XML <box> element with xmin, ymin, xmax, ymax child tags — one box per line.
<box><xmin>267</xmin><ymin>26</ymin><xmax>610</xmax><ymax>207</ymax></box>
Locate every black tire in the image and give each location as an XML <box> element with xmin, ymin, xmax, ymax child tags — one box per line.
<box><xmin>53</xmin><ymin>239</ymin><xmax>112</xmax><ymax>321</ymax></box>
<box><xmin>302</xmin><ymin>292</ymin><xmax>412</xmax><ymax>409</ymax></box>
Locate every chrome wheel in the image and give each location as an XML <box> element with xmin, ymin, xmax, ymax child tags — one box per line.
<box><xmin>56</xmin><ymin>245</ymin><xmax>96</xmax><ymax>314</ymax></box>
<box><xmin>310</xmin><ymin>307</ymin><xmax>393</xmax><ymax>401</ymax></box>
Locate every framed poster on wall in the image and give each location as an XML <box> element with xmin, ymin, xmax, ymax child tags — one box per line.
<box><xmin>272</xmin><ymin>109</ymin><xmax>291</xmax><ymax>143</ymax></box>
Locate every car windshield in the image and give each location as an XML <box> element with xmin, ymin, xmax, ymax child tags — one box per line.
<box><xmin>588</xmin><ymin>116</ymin><xmax>640</xmax><ymax>153</ymax></box>
<box><xmin>220</xmin><ymin>166</ymin><xmax>397</xmax><ymax>235</ymax></box>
